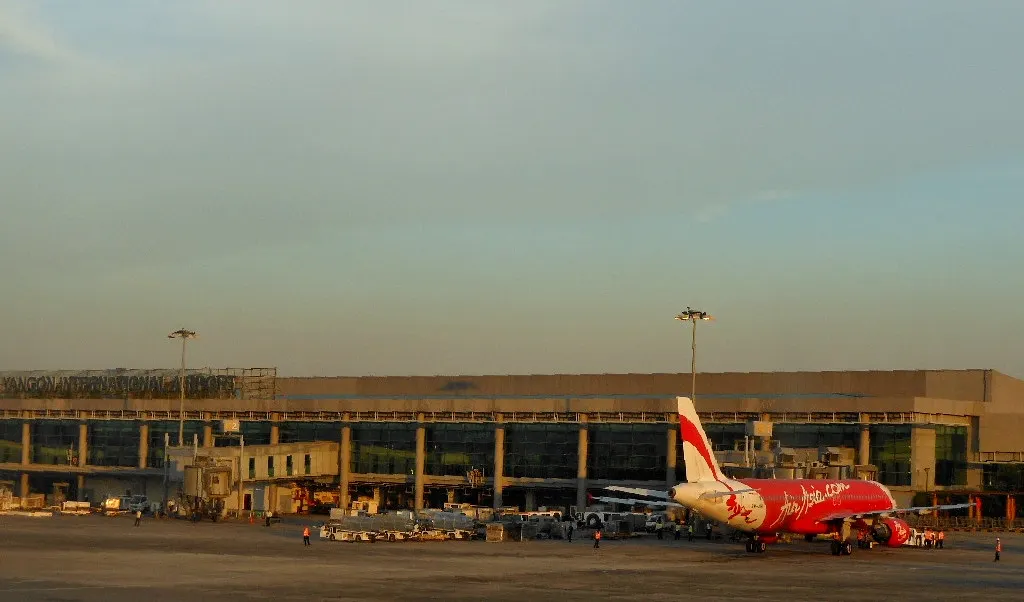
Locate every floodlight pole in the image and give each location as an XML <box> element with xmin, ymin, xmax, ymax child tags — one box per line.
<box><xmin>168</xmin><ymin>328</ymin><xmax>197</xmax><ymax>447</ymax></box>
<box><xmin>239</xmin><ymin>434</ymin><xmax>245</xmax><ymax>519</ymax></box>
<box><xmin>675</xmin><ymin>308</ymin><xmax>714</xmax><ymax>404</ymax></box>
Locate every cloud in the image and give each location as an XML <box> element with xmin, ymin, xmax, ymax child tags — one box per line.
<box><xmin>0</xmin><ymin>2</ymin><xmax>79</xmax><ymax>65</ymax></box>
<box><xmin>695</xmin><ymin>189</ymin><xmax>796</xmax><ymax>223</ymax></box>
<box><xmin>2</xmin><ymin>0</ymin><xmax>1024</xmax><ymax>271</ymax></box>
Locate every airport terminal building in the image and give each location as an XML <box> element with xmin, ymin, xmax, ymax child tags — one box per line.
<box><xmin>2</xmin><ymin>368</ymin><xmax>1023</xmax><ymax>517</ymax></box>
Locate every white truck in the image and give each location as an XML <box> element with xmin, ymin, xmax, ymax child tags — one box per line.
<box><xmin>644</xmin><ymin>513</ymin><xmax>672</xmax><ymax>533</ymax></box>
<box><xmin>571</xmin><ymin>508</ymin><xmax>629</xmax><ymax>529</ymax></box>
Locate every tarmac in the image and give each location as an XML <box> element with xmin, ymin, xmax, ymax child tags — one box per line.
<box><xmin>1</xmin><ymin>514</ymin><xmax>1022</xmax><ymax>601</ymax></box>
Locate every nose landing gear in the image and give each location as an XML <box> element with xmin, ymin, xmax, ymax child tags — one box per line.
<box><xmin>745</xmin><ymin>538</ymin><xmax>767</xmax><ymax>554</ymax></box>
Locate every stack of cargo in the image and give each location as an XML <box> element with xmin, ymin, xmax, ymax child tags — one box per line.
<box><xmin>319</xmin><ymin>510</ymin><xmax>480</xmax><ymax>543</ymax></box>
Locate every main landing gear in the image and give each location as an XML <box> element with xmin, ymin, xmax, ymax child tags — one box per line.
<box><xmin>745</xmin><ymin>539</ymin><xmax>767</xmax><ymax>554</ymax></box>
<box><xmin>830</xmin><ymin>539</ymin><xmax>854</xmax><ymax>556</ymax></box>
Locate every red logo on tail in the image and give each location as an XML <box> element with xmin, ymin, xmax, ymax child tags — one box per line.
<box><xmin>679</xmin><ymin>415</ymin><xmax>720</xmax><ymax>480</ymax></box>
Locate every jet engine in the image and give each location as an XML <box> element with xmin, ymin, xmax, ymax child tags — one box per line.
<box><xmin>871</xmin><ymin>518</ymin><xmax>911</xmax><ymax>547</ymax></box>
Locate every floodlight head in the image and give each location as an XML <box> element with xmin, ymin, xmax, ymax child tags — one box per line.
<box><xmin>675</xmin><ymin>308</ymin><xmax>714</xmax><ymax>322</ymax></box>
<box><xmin>168</xmin><ymin>328</ymin><xmax>197</xmax><ymax>339</ymax></box>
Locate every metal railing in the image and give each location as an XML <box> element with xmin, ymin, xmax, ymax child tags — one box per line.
<box><xmin>0</xmin><ymin>408</ymin><xmax>980</xmax><ymax>427</ymax></box>
<box><xmin>0</xmin><ymin>408</ymin><xmax>674</xmax><ymax>424</ymax></box>
<box><xmin>906</xmin><ymin>515</ymin><xmax>1024</xmax><ymax>532</ymax></box>
<box><xmin>978</xmin><ymin>451</ymin><xmax>1024</xmax><ymax>463</ymax></box>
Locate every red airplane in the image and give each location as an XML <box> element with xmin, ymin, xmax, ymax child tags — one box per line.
<box><xmin>603</xmin><ymin>396</ymin><xmax>967</xmax><ymax>556</ymax></box>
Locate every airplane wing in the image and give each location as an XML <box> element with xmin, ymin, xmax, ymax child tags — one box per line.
<box><xmin>698</xmin><ymin>488</ymin><xmax>756</xmax><ymax>500</ymax></box>
<box><xmin>604</xmin><ymin>486</ymin><xmax>757</xmax><ymax>503</ymax></box>
<box><xmin>591</xmin><ymin>496</ymin><xmax>683</xmax><ymax>508</ymax></box>
<box><xmin>818</xmin><ymin>502</ymin><xmax>971</xmax><ymax>523</ymax></box>
<box><xmin>605</xmin><ymin>486</ymin><xmax>671</xmax><ymax>500</ymax></box>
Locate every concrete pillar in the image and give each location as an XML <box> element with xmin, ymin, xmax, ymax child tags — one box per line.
<box><xmin>493</xmin><ymin>421</ymin><xmax>505</xmax><ymax>510</ymax></box>
<box><xmin>78</xmin><ymin>423</ymin><xmax>88</xmax><ymax>467</ymax></box>
<box><xmin>77</xmin><ymin>475</ymin><xmax>86</xmax><ymax>502</ymax></box>
<box><xmin>525</xmin><ymin>489</ymin><xmax>536</xmax><ymax>511</ymax></box>
<box><xmin>21</xmin><ymin>422</ymin><xmax>30</xmax><ymax>465</ymax></box>
<box><xmin>339</xmin><ymin>424</ymin><xmax>352</xmax><ymax>510</ymax></box>
<box><xmin>858</xmin><ymin>425</ymin><xmax>870</xmax><ymax>466</ymax></box>
<box><xmin>911</xmin><ymin>427</ymin><xmax>937</xmax><ymax>490</ymax></box>
<box><xmin>576</xmin><ymin>422</ymin><xmax>588</xmax><ymax>512</ymax></box>
<box><xmin>414</xmin><ymin>416</ymin><xmax>426</xmax><ymax>511</ymax></box>
<box><xmin>138</xmin><ymin>423</ymin><xmax>149</xmax><ymax>469</ymax></box>
<box><xmin>203</xmin><ymin>425</ymin><xmax>213</xmax><ymax>448</ymax></box>
<box><xmin>666</xmin><ymin>428</ymin><xmax>678</xmax><ymax>487</ymax></box>
<box><xmin>19</xmin><ymin>472</ymin><xmax>29</xmax><ymax>498</ymax></box>
<box><xmin>270</xmin><ymin>425</ymin><xmax>279</xmax><ymax>445</ymax></box>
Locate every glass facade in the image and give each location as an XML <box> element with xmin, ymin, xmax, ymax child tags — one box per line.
<box><xmin>984</xmin><ymin>465</ymin><xmax>1024</xmax><ymax>492</ymax></box>
<box><xmin>87</xmin><ymin>421</ymin><xmax>141</xmax><ymax>467</ymax></box>
<box><xmin>704</xmin><ymin>424</ymin><xmax>747</xmax><ymax>452</ymax></box>
<box><xmin>504</xmin><ymin>424</ymin><xmax>578</xmax><ymax>479</ymax></box>
<box><xmin>870</xmin><ymin>425</ymin><xmax>912</xmax><ymax>486</ymax></box>
<box><xmin>31</xmin><ymin>420</ymin><xmax>79</xmax><ymax>465</ymax></box>
<box><xmin>771</xmin><ymin>424</ymin><xmax>860</xmax><ymax>449</ymax></box>
<box><xmin>350</xmin><ymin>423</ymin><xmax>417</xmax><ymax>474</ymax></box>
<box><xmin>425</xmin><ymin>424</ymin><xmax>494</xmax><ymax>477</ymax></box>
<box><xmin>0</xmin><ymin>420</ymin><xmax>22</xmax><ymax>464</ymax></box>
<box><xmin>279</xmin><ymin>421</ymin><xmax>343</xmax><ymax>443</ymax></box>
<box><xmin>215</xmin><ymin>422</ymin><xmax>272</xmax><ymax>447</ymax></box>
<box><xmin>934</xmin><ymin>425</ymin><xmax>968</xmax><ymax>487</ymax></box>
<box><xmin>147</xmin><ymin>420</ymin><xmax>204</xmax><ymax>468</ymax></box>
<box><xmin>588</xmin><ymin>424</ymin><xmax>668</xmax><ymax>482</ymax></box>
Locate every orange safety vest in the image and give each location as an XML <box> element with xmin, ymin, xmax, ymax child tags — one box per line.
<box><xmin>996</xmin><ymin>541</ymin><xmax>1002</xmax><ymax>552</ymax></box>
<box><xmin>937</xmin><ymin>532</ymin><xmax>944</xmax><ymax>540</ymax></box>
<box><xmin>303</xmin><ymin>527</ymin><xmax>310</xmax><ymax>537</ymax></box>
<box><xmin>595</xmin><ymin>531</ymin><xmax>602</xmax><ymax>540</ymax></box>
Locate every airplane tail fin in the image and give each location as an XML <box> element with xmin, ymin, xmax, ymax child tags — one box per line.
<box><xmin>677</xmin><ymin>396</ymin><xmax>722</xmax><ymax>483</ymax></box>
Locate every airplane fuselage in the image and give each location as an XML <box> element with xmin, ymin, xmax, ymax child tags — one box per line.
<box><xmin>671</xmin><ymin>477</ymin><xmax>898</xmax><ymax>536</ymax></box>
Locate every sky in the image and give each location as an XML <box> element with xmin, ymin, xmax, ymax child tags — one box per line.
<box><xmin>1</xmin><ymin>0</ymin><xmax>1022</xmax><ymax>378</ymax></box>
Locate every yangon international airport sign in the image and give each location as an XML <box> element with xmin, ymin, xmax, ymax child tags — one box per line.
<box><xmin>0</xmin><ymin>369</ymin><xmax>238</xmax><ymax>399</ymax></box>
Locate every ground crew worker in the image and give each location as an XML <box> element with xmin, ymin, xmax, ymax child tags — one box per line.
<box><xmin>994</xmin><ymin>537</ymin><xmax>1001</xmax><ymax>562</ymax></box>
<box><xmin>674</xmin><ymin>521</ymin><xmax>681</xmax><ymax>541</ymax></box>
<box><xmin>706</xmin><ymin>521</ymin><xmax>713</xmax><ymax>540</ymax></box>
<box><xmin>265</xmin><ymin>510</ymin><xmax>272</xmax><ymax>527</ymax></box>
<box><xmin>567</xmin><ymin>523</ymin><xmax>574</xmax><ymax>543</ymax></box>
<box><xmin>687</xmin><ymin>523</ymin><xmax>694</xmax><ymax>542</ymax></box>
<box><xmin>937</xmin><ymin>530</ymin><xmax>945</xmax><ymax>549</ymax></box>
<box><xmin>134</xmin><ymin>509</ymin><xmax>142</xmax><ymax>527</ymax></box>
<box><xmin>593</xmin><ymin>529</ymin><xmax>601</xmax><ymax>549</ymax></box>
<box><xmin>303</xmin><ymin>526</ymin><xmax>311</xmax><ymax>546</ymax></box>
<box><xmin>657</xmin><ymin>522</ymin><xmax>664</xmax><ymax>540</ymax></box>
